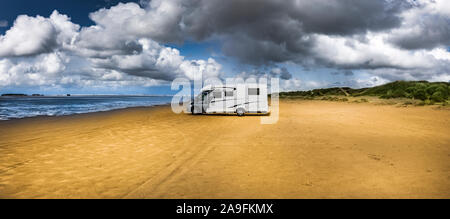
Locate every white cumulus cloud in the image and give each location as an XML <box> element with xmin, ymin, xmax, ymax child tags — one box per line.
<box><xmin>0</xmin><ymin>4</ymin><xmax>222</xmax><ymax>89</ymax></box>
<box><xmin>0</xmin><ymin>11</ymin><xmax>79</xmax><ymax>57</ymax></box>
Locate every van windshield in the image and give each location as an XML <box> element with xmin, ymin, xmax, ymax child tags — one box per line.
<box><xmin>194</xmin><ymin>90</ymin><xmax>211</xmax><ymax>102</ymax></box>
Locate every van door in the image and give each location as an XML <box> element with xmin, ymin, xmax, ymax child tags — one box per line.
<box><xmin>223</xmin><ymin>88</ymin><xmax>236</xmax><ymax>113</ymax></box>
<box><xmin>207</xmin><ymin>90</ymin><xmax>224</xmax><ymax>113</ymax></box>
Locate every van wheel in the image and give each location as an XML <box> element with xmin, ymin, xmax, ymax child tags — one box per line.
<box><xmin>236</xmin><ymin>108</ymin><xmax>245</xmax><ymax>116</ymax></box>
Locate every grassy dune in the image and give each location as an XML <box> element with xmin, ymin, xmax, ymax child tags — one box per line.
<box><xmin>279</xmin><ymin>81</ymin><xmax>450</xmax><ymax>106</ymax></box>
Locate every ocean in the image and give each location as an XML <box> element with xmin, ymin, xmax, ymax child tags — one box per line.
<box><xmin>0</xmin><ymin>95</ymin><xmax>173</xmax><ymax>120</ymax></box>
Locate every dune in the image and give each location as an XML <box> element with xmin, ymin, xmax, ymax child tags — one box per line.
<box><xmin>0</xmin><ymin>100</ymin><xmax>449</xmax><ymax>198</ymax></box>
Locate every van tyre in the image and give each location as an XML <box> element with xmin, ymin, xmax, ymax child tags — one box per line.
<box><xmin>236</xmin><ymin>108</ymin><xmax>245</xmax><ymax>116</ymax></box>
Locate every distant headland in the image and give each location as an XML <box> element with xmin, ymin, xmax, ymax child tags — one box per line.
<box><xmin>1</xmin><ymin>93</ymin><xmax>45</xmax><ymax>97</ymax></box>
<box><xmin>1</xmin><ymin>93</ymin><xmax>29</xmax><ymax>97</ymax></box>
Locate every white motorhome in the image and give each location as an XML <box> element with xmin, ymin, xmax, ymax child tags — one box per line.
<box><xmin>188</xmin><ymin>83</ymin><xmax>268</xmax><ymax>116</ymax></box>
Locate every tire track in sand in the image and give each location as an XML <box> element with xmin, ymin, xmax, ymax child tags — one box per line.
<box><xmin>127</xmin><ymin>116</ymin><xmax>265</xmax><ymax>198</ymax></box>
<box><xmin>123</xmin><ymin>115</ymin><xmax>215</xmax><ymax>198</ymax></box>
<box><xmin>123</xmin><ymin>143</ymin><xmax>214</xmax><ymax>198</ymax></box>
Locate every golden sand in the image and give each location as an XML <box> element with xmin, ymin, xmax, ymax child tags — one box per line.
<box><xmin>0</xmin><ymin>100</ymin><xmax>449</xmax><ymax>198</ymax></box>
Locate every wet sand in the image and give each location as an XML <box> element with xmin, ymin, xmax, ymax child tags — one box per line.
<box><xmin>0</xmin><ymin>100</ymin><xmax>449</xmax><ymax>198</ymax></box>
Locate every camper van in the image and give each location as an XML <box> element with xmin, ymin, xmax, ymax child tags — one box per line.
<box><xmin>188</xmin><ymin>83</ymin><xmax>268</xmax><ymax>116</ymax></box>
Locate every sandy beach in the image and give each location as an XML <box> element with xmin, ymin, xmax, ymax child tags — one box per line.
<box><xmin>0</xmin><ymin>100</ymin><xmax>449</xmax><ymax>198</ymax></box>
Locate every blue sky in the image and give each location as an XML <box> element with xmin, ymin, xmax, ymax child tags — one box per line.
<box><xmin>0</xmin><ymin>0</ymin><xmax>138</xmax><ymax>32</ymax></box>
<box><xmin>0</xmin><ymin>0</ymin><xmax>449</xmax><ymax>95</ymax></box>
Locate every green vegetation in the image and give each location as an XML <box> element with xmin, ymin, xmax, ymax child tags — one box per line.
<box><xmin>279</xmin><ymin>81</ymin><xmax>450</xmax><ymax>104</ymax></box>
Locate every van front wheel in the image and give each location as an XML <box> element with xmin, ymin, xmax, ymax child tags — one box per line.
<box><xmin>236</xmin><ymin>108</ymin><xmax>245</xmax><ymax>116</ymax></box>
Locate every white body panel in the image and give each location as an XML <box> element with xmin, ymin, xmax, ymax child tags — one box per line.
<box><xmin>188</xmin><ymin>83</ymin><xmax>268</xmax><ymax>114</ymax></box>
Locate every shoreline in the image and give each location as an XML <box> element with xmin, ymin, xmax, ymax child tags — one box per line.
<box><xmin>0</xmin><ymin>103</ymin><xmax>172</xmax><ymax>124</ymax></box>
<box><xmin>2</xmin><ymin>95</ymin><xmax>448</xmax><ymax>122</ymax></box>
<box><xmin>2</xmin><ymin>97</ymin><xmax>448</xmax><ymax>123</ymax></box>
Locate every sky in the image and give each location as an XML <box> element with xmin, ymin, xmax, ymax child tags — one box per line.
<box><xmin>0</xmin><ymin>0</ymin><xmax>449</xmax><ymax>95</ymax></box>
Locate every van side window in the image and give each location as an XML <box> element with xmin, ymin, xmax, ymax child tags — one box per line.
<box><xmin>213</xmin><ymin>91</ymin><xmax>222</xmax><ymax>99</ymax></box>
<box><xmin>225</xmin><ymin>91</ymin><xmax>234</xmax><ymax>97</ymax></box>
<box><xmin>248</xmin><ymin>88</ymin><xmax>260</xmax><ymax>95</ymax></box>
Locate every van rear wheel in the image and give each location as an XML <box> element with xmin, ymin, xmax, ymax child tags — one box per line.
<box><xmin>236</xmin><ymin>108</ymin><xmax>245</xmax><ymax>116</ymax></box>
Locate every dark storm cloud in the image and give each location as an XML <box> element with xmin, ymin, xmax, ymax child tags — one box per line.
<box><xmin>285</xmin><ymin>0</ymin><xmax>407</xmax><ymax>35</ymax></box>
<box><xmin>238</xmin><ymin>66</ymin><xmax>292</xmax><ymax>80</ymax></box>
<box><xmin>221</xmin><ymin>33</ymin><xmax>314</xmax><ymax>65</ymax></box>
<box><xmin>91</xmin><ymin>61</ymin><xmax>177</xmax><ymax>81</ymax></box>
<box><xmin>179</xmin><ymin>0</ymin><xmax>409</xmax><ymax>65</ymax></box>
<box><xmin>317</xmin><ymin>58</ymin><xmax>413</xmax><ymax>71</ymax></box>
<box><xmin>183</xmin><ymin>0</ymin><xmax>406</xmax><ymax>38</ymax></box>
<box><xmin>275</xmin><ymin>67</ymin><xmax>293</xmax><ymax>80</ymax></box>
<box><xmin>388</xmin><ymin>14</ymin><xmax>450</xmax><ymax>50</ymax></box>
<box><xmin>76</xmin><ymin>39</ymin><xmax>144</xmax><ymax>58</ymax></box>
